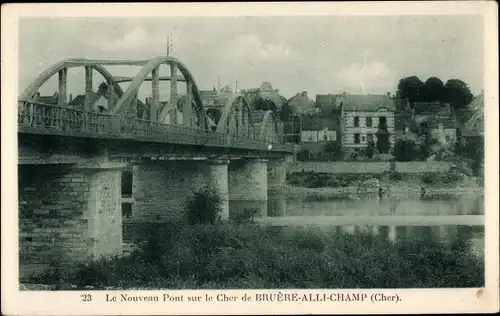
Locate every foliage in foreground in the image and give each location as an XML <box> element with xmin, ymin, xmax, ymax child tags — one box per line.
<box><xmin>186</xmin><ymin>188</ymin><xmax>223</xmax><ymax>225</ymax></box>
<box><xmin>29</xmin><ymin>224</ymin><xmax>483</xmax><ymax>290</ymax></box>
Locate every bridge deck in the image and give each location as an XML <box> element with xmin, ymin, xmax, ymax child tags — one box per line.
<box><xmin>17</xmin><ymin>101</ymin><xmax>294</xmax><ymax>153</ymax></box>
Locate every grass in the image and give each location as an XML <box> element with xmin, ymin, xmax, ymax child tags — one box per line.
<box><xmin>26</xmin><ymin>223</ymin><xmax>484</xmax><ymax>290</ymax></box>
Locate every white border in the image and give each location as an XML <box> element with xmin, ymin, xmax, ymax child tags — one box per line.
<box><xmin>2</xmin><ymin>2</ymin><xmax>499</xmax><ymax>315</ymax></box>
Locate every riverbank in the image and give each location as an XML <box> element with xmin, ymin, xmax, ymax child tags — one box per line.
<box><xmin>273</xmin><ymin>183</ymin><xmax>484</xmax><ymax>200</ymax></box>
<box><xmin>21</xmin><ymin>223</ymin><xmax>483</xmax><ymax>290</ymax></box>
<box><xmin>281</xmin><ymin>171</ymin><xmax>483</xmax><ymax>200</ymax></box>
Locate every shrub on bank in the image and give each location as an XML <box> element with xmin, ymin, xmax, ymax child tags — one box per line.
<box><xmin>29</xmin><ymin>224</ymin><xmax>484</xmax><ymax>289</ymax></box>
<box><xmin>187</xmin><ymin>188</ymin><xmax>223</xmax><ymax>225</ymax></box>
<box><xmin>421</xmin><ymin>172</ymin><xmax>464</xmax><ymax>185</ymax></box>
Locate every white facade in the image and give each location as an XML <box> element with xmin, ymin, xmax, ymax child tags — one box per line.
<box><xmin>343</xmin><ymin>109</ymin><xmax>395</xmax><ymax>148</ymax></box>
<box><xmin>301</xmin><ymin>128</ymin><xmax>336</xmax><ymax>143</ymax></box>
<box><xmin>431</xmin><ymin>124</ymin><xmax>457</xmax><ymax>149</ymax></box>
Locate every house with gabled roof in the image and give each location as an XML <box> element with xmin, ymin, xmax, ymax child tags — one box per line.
<box><xmin>339</xmin><ymin>93</ymin><xmax>396</xmax><ymax>153</ymax></box>
<box><xmin>456</xmin><ymin>92</ymin><xmax>484</xmax><ymax>157</ymax></box>
<box><xmin>287</xmin><ymin>91</ymin><xmax>316</xmax><ymax>115</ymax></box>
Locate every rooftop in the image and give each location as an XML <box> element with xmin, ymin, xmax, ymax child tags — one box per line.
<box><xmin>342</xmin><ymin>94</ymin><xmax>396</xmax><ymax>112</ymax></box>
<box><xmin>260</xmin><ymin>81</ymin><xmax>273</xmax><ymax>91</ymax></box>
<box><xmin>300</xmin><ymin>115</ymin><xmax>338</xmax><ymax>131</ymax></box>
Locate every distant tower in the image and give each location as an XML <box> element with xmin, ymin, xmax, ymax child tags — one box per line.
<box><xmin>217</xmin><ymin>76</ymin><xmax>221</xmax><ymax>92</ymax></box>
<box><xmin>166</xmin><ymin>34</ymin><xmax>173</xmax><ymax>57</ymax></box>
<box><xmin>235</xmin><ymin>80</ymin><xmax>239</xmax><ymax>93</ymax></box>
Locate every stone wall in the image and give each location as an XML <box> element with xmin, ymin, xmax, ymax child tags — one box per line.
<box><xmin>290</xmin><ymin>162</ymin><xmax>391</xmax><ymax>174</ymax></box>
<box><xmin>289</xmin><ymin>161</ymin><xmax>453</xmax><ymax>174</ymax></box>
<box><xmin>18</xmin><ymin>163</ymin><xmax>123</xmax><ymax>277</ymax></box>
<box><xmin>395</xmin><ymin>162</ymin><xmax>452</xmax><ymax>173</ymax></box>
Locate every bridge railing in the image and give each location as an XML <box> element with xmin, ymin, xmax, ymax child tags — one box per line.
<box><xmin>17</xmin><ymin>101</ymin><xmax>293</xmax><ymax>152</ymax></box>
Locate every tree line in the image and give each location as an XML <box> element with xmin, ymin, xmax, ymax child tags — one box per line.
<box><xmin>396</xmin><ymin>76</ymin><xmax>474</xmax><ymax>111</ymax></box>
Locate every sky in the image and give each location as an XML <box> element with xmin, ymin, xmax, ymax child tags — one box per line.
<box><xmin>18</xmin><ymin>15</ymin><xmax>484</xmax><ymax>101</ymax></box>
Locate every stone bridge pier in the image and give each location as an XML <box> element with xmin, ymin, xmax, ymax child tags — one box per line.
<box><xmin>131</xmin><ymin>159</ymin><xmax>230</xmax><ymax>223</ymax></box>
<box><xmin>18</xmin><ymin>162</ymin><xmax>125</xmax><ymax>277</ymax></box>
<box><xmin>228</xmin><ymin>158</ymin><xmax>268</xmax><ymax>219</ymax></box>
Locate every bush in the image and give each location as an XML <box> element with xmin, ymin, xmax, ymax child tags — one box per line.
<box><xmin>389</xmin><ymin>172</ymin><xmax>403</xmax><ymax>181</ymax></box>
<box><xmin>393</xmin><ymin>138</ymin><xmax>420</xmax><ymax>161</ymax></box>
<box><xmin>30</xmin><ymin>224</ymin><xmax>484</xmax><ymax>289</ymax></box>
<box><xmin>296</xmin><ymin>149</ymin><xmax>311</xmax><ymax>161</ymax></box>
<box><xmin>232</xmin><ymin>208</ymin><xmax>259</xmax><ymax>225</ymax></box>
<box><xmin>187</xmin><ymin>188</ymin><xmax>223</xmax><ymax>225</ymax></box>
<box><xmin>365</xmin><ymin>141</ymin><xmax>375</xmax><ymax>159</ymax></box>
<box><xmin>421</xmin><ymin>172</ymin><xmax>464</xmax><ymax>185</ymax></box>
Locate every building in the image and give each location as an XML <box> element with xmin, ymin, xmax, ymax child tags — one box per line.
<box><xmin>34</xmin><ymin>92</ymin><xmax>59</xmax><ymax>105</ymax></box>
<box><xmin>340</xmin><ymin>93</ymin><xmax>396</xmax><ymax>153</ymax></box>
<box><xmin>394</xmin><ymin>99</ymin><xmax>413</xmax><ymax>137</ymax></box>
<box><xmin>315</xmin><ymin>93</ymin><xmax>343</xmax><ymax>145</ymax></box>
<box><xmin>300</xmin><ymin>115</ymin><xmax>337</xmax><ymax>143</ymax></box>
<box><xmin>287</xmin><ymin>91</ymin><xmax>316</xmax><ymax>115</ymax></box>
<box><xmin>199</xmin><ymin>85</ymin><xmax>234</xmax><ymax>124</ymax></box>
<box><xmin>456</xmin><ymin>92</ymin><xmax>484</xmax><ymax>157</ymax></box>
<box><xmin>254</xmin><ymin>81</ymin><xmax>287</xmax><ymax>112</ymax></box>
<box><xmin>412</xmin><ymin>101</ymin><xmax>450</xmax><ymax>126</ymax></box>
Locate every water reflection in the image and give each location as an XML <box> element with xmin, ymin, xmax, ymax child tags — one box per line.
<box><xmin>261</xmin><ymin>194</ymin><xmax>484</xmax><ymax>261</ymax></box>
<box><xmin>267</xmin><ymin>194</ymin><xmax>484</xmax><ymax>217</ymax></box>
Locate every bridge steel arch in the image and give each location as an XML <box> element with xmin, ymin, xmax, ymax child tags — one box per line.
<box><xmin>216</xmin><ymin>94</ymin><xmax>255</xmax><ymax>139</ymax></box>
<box><xmin>19</xmin><ymin>59</ymin><xmax>124</xmax><ymax>101</ymax></box>
<box><xmin>259</xmin><ymin>110</ymin><xmax>280</xmax><ymax>143</ymax></box>
<box><xmin>112</xmin><ymin>56</ymin><xmax>209</xmax><ymax>130</ymax></box>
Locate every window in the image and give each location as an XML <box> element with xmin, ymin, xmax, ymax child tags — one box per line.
<box><xmin>324</xmin><ymin>134</ymin><xmax>328</xmax><ymax>141</ymax></box>
<box><xmin>309</xmin><ymin>134</ymin><xmax>313</xmax><ymax>142</ymax></box>
<box><xmin>367</xmin><ymin>133</ymin><xmax>374</xmax><ymax>142</ymax></box>
<box><xmin>445</xmin><ymin>135</ymin><xmax>450</xmax><ymax>142</ymax></box>
<box><xmin>121</xmin><ymin>169</ymin><xmax>133</xmax><ymax>197</ymax></box>
<box><xmin>379</xmin><ymin>116</ymin><xmax>387</xmax><ymax>129</ymax></box>
<box><xmin>366</xmin><ymin>117</ymin><xmax>372</xmax><ymax>127</ymax></box>
<box><xmin>354</xmin><ymin>116</ymin><xmax>360</xmax><ymax>127</ymax></box>
<box><xmin>122</xmin><ymin>203</ymin><xmax>132</xmax><ymax>218</ymax></box>
<box><xmin>361</xmin><ymin>136</ymin><xmax>366</xmax><ymax>142</ymax></box>
<box><xmin>354</xmin><ymin>133</ymin><xmax>360</xmax><ymax>144</ymax></box>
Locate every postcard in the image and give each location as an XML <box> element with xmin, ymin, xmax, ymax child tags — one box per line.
<box><xmin>1</xmin><ymin>2</ymin><xmax>499</xmax><ymax>315</ymax></box>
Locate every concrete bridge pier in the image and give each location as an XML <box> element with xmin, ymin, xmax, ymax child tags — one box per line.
<box><xmin>18</xmin><ymin>162</ymin><xmax>125</xmax><ymax>276</ymax></box>
<box><xmin>228</xmin><ymin>158</ymin><xmax>268</xmax><ymax>219</ymax></box>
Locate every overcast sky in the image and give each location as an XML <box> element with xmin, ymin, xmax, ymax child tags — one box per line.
<box><xmin>19</xmin><ymin>15</ymin><xmax>484</xmax><ymax>100</ymax></box>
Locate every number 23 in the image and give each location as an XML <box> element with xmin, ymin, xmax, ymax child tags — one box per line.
<box><xmin>81</xmin><ymin>294</ymin><xmax>92</xmax><ymax>302</ymax></box>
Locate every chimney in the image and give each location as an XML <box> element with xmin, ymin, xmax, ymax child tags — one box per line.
<box><xmin>69</xmin><ymin>93</ymin><xmax>73</xmax><ymax>102</ymax></box>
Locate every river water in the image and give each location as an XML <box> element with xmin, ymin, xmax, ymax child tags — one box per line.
<box><xmin>261</xmin><ymin>193</ymin><xmax>485</xmax><ymax>260</ymax></box>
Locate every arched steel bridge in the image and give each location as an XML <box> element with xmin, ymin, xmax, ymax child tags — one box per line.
<box><xmin>17</xmin><ymin>56</ymin><xmax>292</xmax><ymax>152</ymax></box>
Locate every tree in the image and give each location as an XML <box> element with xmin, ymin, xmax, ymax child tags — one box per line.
<box><xmin>393</xmin><ymin>138</ymin><xmax>419</xmax><ymax>161</ymax></box>
<box><xmin>424</xmin><ymin>77</ymin><xmax>446</xmax><ymax>102</ymax></box>
<box><xmin>253</xmin><ymin>96</ymin><xmax>277</xmax><ymax>113</ymax></box>
<box><xmin>323</xmin><ymin>141</ymin><xmax>342</xmax><ymax>160</ymax></box>
<box><xmin>279</xmin><ymin>102</ymin><xmax>293</xmax><ymax>122</ymax></box>
<box><xmin>98</xmin><ymin>81</ymin><xmax>108</xmax><ymax>95</ymax></box>
<box><xmin>375</xmin><ymin>132</ymin><xmax>391</xmax><ymax>154</ymax></box>
<box><xmin>366</xmin><ymin>140</ymin><xmax>375</xmax><ymax>159</ymax></box>
<box><xmin>396</xmin><ymin>76</ymin><xmax>426</xmax><ymax>104</ymax></box>
<box><xmin>444</xmin><ymin>79</ymin><xmax>474</xmax><ymax>111</ymax></box>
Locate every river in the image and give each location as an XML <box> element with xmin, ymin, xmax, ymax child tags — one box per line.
<box><xmin>254</xmin><ymin>193</ymin><xmax>485</xmax><ymax>260</ymax></box>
